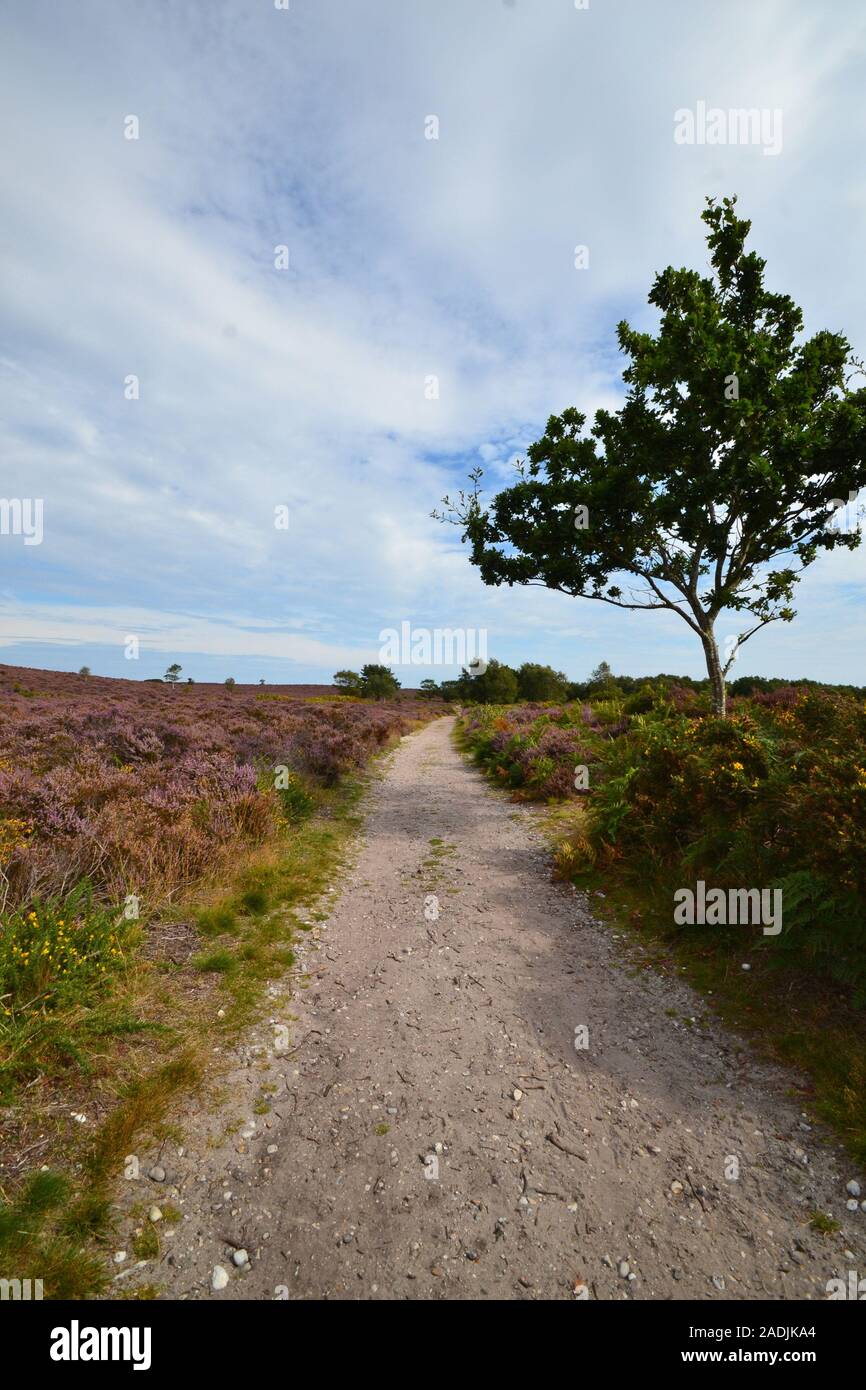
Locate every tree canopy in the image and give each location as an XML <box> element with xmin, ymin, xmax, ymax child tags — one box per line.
<box><xmin>333</xmin><ymin>665</ymin><xmax>401</xmax><ymax>700</ymax></box>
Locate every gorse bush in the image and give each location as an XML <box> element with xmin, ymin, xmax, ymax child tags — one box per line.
<box><xmin>0</xmin><ymin>882</ymin><xmax>134</xmax><ymax>1020</ymax></box>
<box><xmin>0</xmin><ymin>881</ymin><xmax>139</xmax><ymax>1098</ymax></box>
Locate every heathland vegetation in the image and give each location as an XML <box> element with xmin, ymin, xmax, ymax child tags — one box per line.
<box><xmin>459</xmin><ymin>671</ymin><xmax>866</xmax><ymax>1160</ymax></box>
<box><xmin>0</xmin><ymin>662</ymin><xmax>442</xmax><ymax>1292</ymax></box>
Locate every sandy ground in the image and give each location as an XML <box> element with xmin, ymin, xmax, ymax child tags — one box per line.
<box><xmin>115</xmin><ymin>717</ymin><xmax>866</xmax><ymax>1300</ymax></box>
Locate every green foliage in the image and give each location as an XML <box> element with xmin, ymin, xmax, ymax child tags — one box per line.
<box><xmin>590</xmin><ymin>693</ymin><xmax>866</xmax><ymax>996</ymax></box>
<box><xmin>193</xmin><ymin>948</ymin><xmax>236</xmax><ymax>974</ymax></box>
<box><xmin>587</xmin><ymin>661</ymin><xmax>615</xmax><ymax>692</ymax></box>
<box><xmin>274</xmin><ymin>773</ymin><xmax>315</xmax><ymax>823</ymax></box>
<box><xmin>0</xmin><ymin>882</ymin><xmax>134</xmax><ymax>1019</ymax></box>
<box><xmin>333</xmin><ymin>665</ymin><xmax>401</xmax><ymax>699</ymax></box>
<box><xmin>0</xmin><ymin>1168</ymin><xmax>105</xmax><ymax>1299</ymax></box>
<box><xmin>196</xmin><ymin>904</ymin><xmax>237</xmax><ymax>936</ymax></box>
<box><xmin>516</xmin><ymin>662</ymin><xmax>569</xmax><ymax>702</ymax></box>
<box><xmin>443</xmin><ymin>659</ymin><xmax>519</xmax><ymax>704</ymax></box>
<box><xmin>622</xmin><ymin>684</ymin><xmax>657</xmax><ymax>715</ymax></box>
<box><xmin>360</xmin><ymin>664</ymin><xmax>401</xmax><ymax>699</ymax></box>
<box><xmin>164</xmin><ymin>663</ymin><xmax>182</xmax><ymax>684</ymax></box>
<box><xmin>333</xmin><ymin>669</ymin><xmax>364</xmax><ymax>696</ymax></box>
<box><xmin>239</xmin><ymin>887</ymin><xmax>269</xmax><ymax>915</ymax></box>
<box><xmin>470</xmin><ymin>659</ymin><xmax>519</xmax><ymax>704</ymax></box>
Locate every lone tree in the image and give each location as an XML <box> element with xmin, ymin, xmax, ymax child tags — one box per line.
<box><xmin>436</xmin><ymin>197</ymin><xmax>866</xmax><ymax>715</ymax></box>
<box><xmin>164</xmin><ymin>662</ymin><xmax>182</xmax><ymax>685</ymax></box>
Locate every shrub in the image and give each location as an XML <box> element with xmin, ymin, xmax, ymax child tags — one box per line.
<box><xmin>0</xmin><ymin>882</ymin><xmax>134</xmax><ymax>1020</ymax></box>
<box><xmin>461</xmin><ymin>688</ymin><xmax>866</xmax><ymax>999</ymax></box>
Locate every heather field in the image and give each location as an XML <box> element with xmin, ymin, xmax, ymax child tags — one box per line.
<box><xmin>0</xmin><ymin>664</ymin><xmax>435</xmax><ymax>910</ymax></box>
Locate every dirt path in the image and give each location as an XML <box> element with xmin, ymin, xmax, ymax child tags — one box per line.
<box><xmin>127</xmin><ymin>717</ymin><xmax>865</xmax><ymax>1300</ymax></box>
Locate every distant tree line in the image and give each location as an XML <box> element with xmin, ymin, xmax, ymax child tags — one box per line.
<box><xmin>414</xmin><ymin>659</ymin><xmax>866</xmax><ymax>705</ymax></box>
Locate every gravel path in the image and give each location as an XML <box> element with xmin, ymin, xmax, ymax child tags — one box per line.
<box><xmin>127</xmin><ymin>716</ymin><xmax>865</xmax><ymax>1300</ymax></box>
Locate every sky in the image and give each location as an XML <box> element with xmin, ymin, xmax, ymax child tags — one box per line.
<box><xmin>1</xmin><ymin>0</ymin><xmax>865</xmax><ymax>687</ymax></box>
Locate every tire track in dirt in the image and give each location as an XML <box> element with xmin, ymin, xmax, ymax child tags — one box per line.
<box><xmin>140</xmin><ymin>717</ymin><xmax>865</xmax><ymax>1300</ymax></box>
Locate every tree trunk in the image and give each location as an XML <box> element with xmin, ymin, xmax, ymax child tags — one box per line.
<box><xmin>701</xmin><ymin>627</ymin><xmax>727</xmax><ymax>717</ymax></box>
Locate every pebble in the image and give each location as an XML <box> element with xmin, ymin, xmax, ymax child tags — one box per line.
<box><xmin>712</xmin><ymin>1276</ymin><xmax>726</xmax><ymax>1291</ymax></box>
<box><xmin>670</xmin><ymin>1181</ymin><xmax>684</xmax><ymax>1194</ymax></box>
<box><xmin>148</xmin><ymin>1165</ymin><xmax>166</xmax><ymax>1183</ymax></box>
<box><xmin>513</xmin><ymin>1089</ymin><xmax>523</xmax><ymax>1102</ymax></box>
<box><xmin>113</xmin><ymin>1251</ymin><xmax>127</xmax><ymax>1264</ymax></box>
<box><xmin>212</xmin><ymin>1265</ymin><xmax>229</xmax><ymax>1291</ymax></box>
<box><xmin>618</xmin><ymin>1261</ymin><xmax>630</xmax><ymax>1277</ymax></box>
<box><xmin>846</xmin><ymin>1180</ymin><xmax>861</xmax><ymax>1198</ymax></box>
<box><xmin>232</xmin><ymin>1249</ymin><xmax>249</xmax><ymax>1267</ymax></box>
<box><xmin>846</xmin><ymin>1199</ymin><xmax>859</xmax><ymax>1212</ymax></box>
<box><xmin>148</xmin><ymin>1206</ymin><xmax>162</xmax><ymax>1223</ymax></box>
<box><xmin>267</xmin><ymin>1145</ymin><xmax>278</xmax><ymax>1155</ymax></box>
